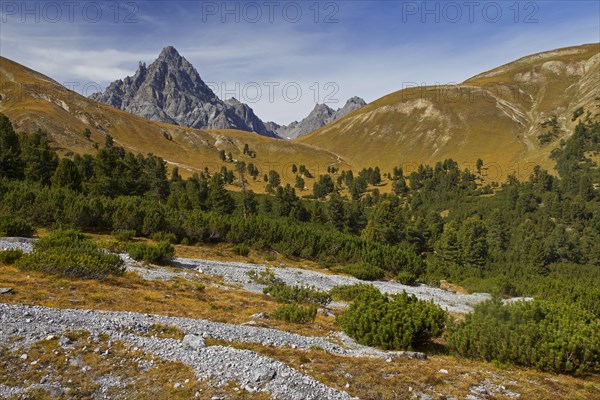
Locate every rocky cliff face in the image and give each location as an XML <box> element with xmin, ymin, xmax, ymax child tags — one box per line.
<box><xmin>90</xmin><ymin>46</ymin><xmax>280</xmax><ymax>138</ymax></box>
<box><xmin>274</xmin><ymin>97</ymin><xmax>367</xmax><ymax>139</ymax></box>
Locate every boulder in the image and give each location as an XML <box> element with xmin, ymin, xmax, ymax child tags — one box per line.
<box><xmin>251</xmin><ymin>366</ymin><xmax>276</xmax><ymax>383</ymax></box>
<box><xmin>182</xmin><ymin>334</ymin><xmax>205</xmax><ymax>351</ymax></box>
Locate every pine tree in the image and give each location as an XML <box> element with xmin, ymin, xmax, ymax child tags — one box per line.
<box><xmin>142</xmin><ymin>154</ymin><xmax>169</xmax><ymax>200</ymax></box>
<box><xmin>185</xmin><ymin>174</ymin><xmax>209</xmax><ymax>209</ymax></box>
<box><xmin>372</xmin><ymin>166</ymin><xmax>382</xmax><ymax>185</ymax></box>
<box><xmin>529</xmin><ymin>240</ymin><xmax>550</xmax><ymax>275</ymax></box>
<box><xmin>457</xmin><ymin>215</ymin><xmax>488</xmax><ymax>268</ymax></box>
<box><xmin>0</xmin><ymin>113</ymin><xmax>23</xmax><ymax>179</ymax></box>
<box><xmin>170</xmin><ymin>166</ymin><xmax>181</xmax><ymax>182</ymax></box>
<box><xmin>349</xmin><ymin>176</ymin><xmax>367</xmax><ymax>200</ymax></box>
<box><xmin>327</xmin><ymin>193</ymin><xmax>346</xmax><ymax>231</ymax></box>
<box><xmin>346</xmin><ymin>202</ymin><xmax>367</xmax><ymax>235</ymax></box>
<box><xmin>476</xmin><ymin>159</ymin><xmax>483</xmax><ymax>174</ymax></box>
<box><xmin>242</xmin><ymin>189</ymin><xmax>258</xmax><ymax>215</ymax></box>
<box><xmin>266</xmin><ymin>170</ymin><xmax>281</xmax><ymax>192</ymax></box>
<box><xmin>207</xmin><ymin>174</ymin><xmax>235</xmax><ymax>214</ymax></box>
<box><xmin>237</xmin><ymin>161</ymin><xmax>249</xmax><ymax>218</ymax></box>
<box><xmin>436</xmin><ymin>220</ymin><xmax>460</xmax><ymax>264</ymax></box>
<box><xmin>52</xmin><ymin>158</ymin><xmax>82</xmax><ymax>191</ymax></box>
<box><xmin>19</xmin><ymin>129</ymin><xmax>58</xmax><ymax>185</ymax></box>
<box><xmin>313</xmin><ymin>175</ymin><xmax>334</xmax><ymax>198</ymax></box>
<box><xmin>486</xmin><ymin>209</ymin><xmax>509</xmax><ymax>262</ymax></box>
<box><xmin>274</xmin><ymin>184</ymin><xmax>298</xmax><ymax>217</ymax></box>
<box><xmin>311</xmin><ymin>202</ymin><xmax>328</xmax><ymax>224</ymax></box>
<box><xmin>362</xmin><ymin>201</ymin><xmax>402</xmax><ymax>244</ymax></box>
<box><xmin>392</xmin><ymin>177</ymin><xmax>408</xmax><ymax>196</ymax></box>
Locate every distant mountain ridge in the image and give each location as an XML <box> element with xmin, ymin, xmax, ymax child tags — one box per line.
<box><xmin>0</xmin><ymin>55</ymin><xmax>348</xmax><ymax>187</ymax></box>
<box><xmin>90</xmin><ymin>46</ymin><xmax>281</xmax><ymax>138</ymax></box>
<box><xmin>299</xmin><ymin>43</ymin><xmax>600</xmax><ymax>176</ymax></box>
<box><xmin>2</xmin><ymin>43</ymin><xmax>596</xmax><ymax>185</ymax></box>
<box><xmin>271</xmin><ymin>97</ymin><xmax>367</xmax><ymax>139</ymax></box>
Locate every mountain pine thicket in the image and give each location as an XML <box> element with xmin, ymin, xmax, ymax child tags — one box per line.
<box><xmin>0</xmin><ymin>110</ymin><xmax>599</xmax><ymax>373</ymax></box>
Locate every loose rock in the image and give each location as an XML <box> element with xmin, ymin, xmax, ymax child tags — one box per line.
<box><xmin>182</xmin><ymin>334</ymin><xmax>205</xmax><ymax>351</ymax></box>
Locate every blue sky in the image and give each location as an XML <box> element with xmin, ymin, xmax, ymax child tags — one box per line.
<box><xmin>1</xmin><ymin>0</ymin><xmax>599</xmax><ymax>123</ymax></box>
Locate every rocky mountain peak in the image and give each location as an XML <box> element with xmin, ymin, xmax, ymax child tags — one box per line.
<box><xmin>331</xmin><ymin>96</ymin><xmax>366</xmax><ymax>122</ymax></box>
<box><xmin>313</xmin><ymin>103</ymin><xmax>335</xmax><ymax>113</ymax></box>
<box><xmin>157</xmin><ymin>45</ymin><xmax>182</xmax><ymax>61</ymax></box>
<box><xmin>90</xmin><ymin>45</ymin><xmax>361</xmax><ymax>140</ymax></box>
<box><xmin>275</xmin><ymin>97</ymin><xmax>367</xmax><ymax>139</ymax></box>
<box><xmin>90</xmin><ymin>47</ymin><xmax>280</xmax><ymax>138</ymax></box>
<box><xmin>344</xmin><ymin>96</ymin><xmax>367</xmax><ymax>107</ymax></box>
<box><xmin>226</xmin><ymin>97</ymin><xmax>242</xmax><ymax>105</ymax></box>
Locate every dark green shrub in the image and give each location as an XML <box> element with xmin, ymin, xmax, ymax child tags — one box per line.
<box><xmin>344</xmin><ymin>262</ymin><xmax>385</xmax><ymax>281</ymax></box>
<box><xmin>537</xmin><ymin>132</ymin><xmax>555</xmax><ymax>145</ymax></box>
<box><xmin>272</xmin><ymin>303</ymin><xmax>317</xmax><ymax>324</ymax></box>
<box><xmin>151</xmin><ymin>231</ymin><xmax>178</xmax><ymax>244</ymax></box>
<box><xmin>15</xmin><ymin>229</ymin><xmax>124</xmax><ymax>279</ymax></box>
<box><xmin>447</xmin><ymin>300</ymin><xmax>600</xmax><ymax>374</ymax></box>
<box><xmin>127</xmin><ymin>241</ymin><xmax>175</xmax><ymax>265</ymax></box>
<box><xmin>97</xmin><ymin>239</ymin><xmax>127</xmax><ymax>254</ymax></box>
<box><xmin>112</xmin><ymin>229</ymin><xmax>136</xmax><ymax>242</ymax></box>
<box><xmin>397</xmin><ymin>271</ymin><xmax>418</xmax><ymax>286</ymax></box>
<box><xmin>247</xmin><ymin>267</ymin><xmax>276</xmax><ymax>285</ymax></box>
<box><xmin>0</xmin><ymin>249</ymin><xmax>24</xmax><ymax>265</ymax></box>
<box><xmin>330</xmin><ymin>284</ymin><xmax>379</xmax><ymax>301</ymax></box>
<box><xmin>232</xmin><ymin>243</ymin><xmax>250</xmax><ymax>257</ymax></box>
<box><xmin>35</xmin><ymin>229</ymin><xmax>87</xmax><ymax>250</ymax></box>
<box><xmin>336</xmin><ymin>290</ymin><xmax>447</xmax><ymax>350</ymax></box>
<box><xmin>263</xmin><ymin>281</ymin><xmax>331</xmax><ymax>306</ymax></box>
<box><xmin>0</xmin><ymin>215</ymin><xmax>34</xmax><ymax>237</ymax></box>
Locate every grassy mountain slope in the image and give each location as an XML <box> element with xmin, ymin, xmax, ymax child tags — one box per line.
<box><xmin>298</xmin><ymin>43</ymin><xmax>600</xmax><ymax>180</ymax></box>
<box><xmin>1</xmin><ymin>43</ymin><xmax>598</xmax><ymax>187</ymax></box>
<box><xmin>0</xmin><ymin>56</ymin><xmax>348</xmax><ymax>190</ymax></box>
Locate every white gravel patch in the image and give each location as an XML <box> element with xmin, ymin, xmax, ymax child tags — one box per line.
<box><xmin>173</xmin><ymin>257</ymin><xmax>491</xmax><ymax>314</ymax></box>
<box><xmin>0</xmin><ymin>237</ymin><xmax>491</xmax><ymax>314</ymax></box>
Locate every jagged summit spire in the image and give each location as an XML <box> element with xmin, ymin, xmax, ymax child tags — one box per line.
<box><xmin>157</xmin><ymin>46</ymin><xmax>184</xmax><ymax>63</ymax></box>
<box><xmin>89</xmin><ymin>46</ymin><xmax>281</xmax><ymax>139</ymax></box>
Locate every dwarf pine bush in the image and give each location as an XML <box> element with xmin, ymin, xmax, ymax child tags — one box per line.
<box><xmin>447</xmin><ymin>300</ymin><xmax>600</xmax><ymax>374</ymax></box>
<box><xmin>272</xmin><ymin>304</ymin><xmax>317</xmax><ymax>324</ymax></box>
<box><xmin>16</xmin><ymin>229</ymin><xmax>124</xmax><ymax>279</ymax></box>
<box><xmin>336</xmin><ymin>289</ymin><xmax>447</xmax><ymax>350</ymax></box>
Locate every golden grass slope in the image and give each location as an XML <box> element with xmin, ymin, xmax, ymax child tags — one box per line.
<box><xmin>1</xmin><ymin>43</ymin><xmax>598</xmax><ymax>186</ymax></box>
<box><xmin>0</xmin><ymin>56</ymin><xmax>348</xmax><ymax>189</ymax></box>
<box><xmin>298</xmin><ymin>43</ymin><xmax>600</xmax><ymax>181</ymax></box>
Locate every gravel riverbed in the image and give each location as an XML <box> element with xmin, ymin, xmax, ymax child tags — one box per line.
<box><xmin>0</xmin><ymin>237</ymin><xmax>491</xmax><ymax>314</ymax></box>
<box><xmin>0</xmin><ymin>303</ymin><xmax>359</xmax><ymax>400</ymax></box>
<box><xmin>0</xmin><ymin>236</ymin><xmax>495</xmax><ymax>399</ymax></box>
